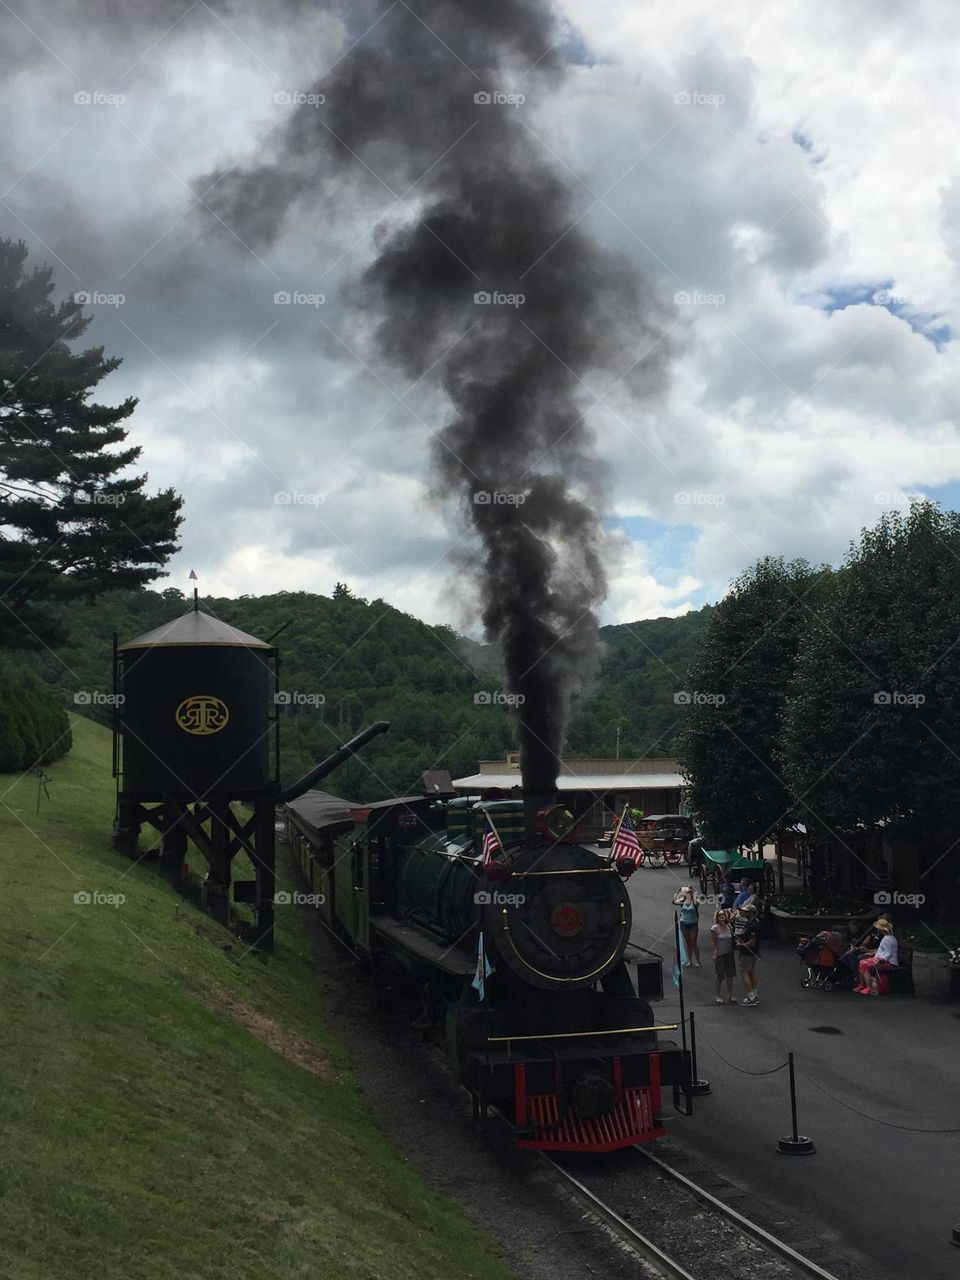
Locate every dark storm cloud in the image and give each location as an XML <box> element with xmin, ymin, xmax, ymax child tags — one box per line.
<box><xmin>198</xmin><ymin>0</ymin><xmax>675</xmax><ymax>789</ymax></box>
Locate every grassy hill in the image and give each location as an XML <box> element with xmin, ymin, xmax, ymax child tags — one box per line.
<box><xmin>0</xmin><ymin>715</ymin><xmax>514</xmax><ymax>1280</ymax></box>
<box><xmin>20</xmin><ymin>588</ymin><xmax>711</xmax><ymax>797</ymax></box>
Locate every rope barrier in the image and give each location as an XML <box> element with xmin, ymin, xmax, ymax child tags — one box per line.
<box><xmin>794</xmin><ymin>1065</ymin><xmax>960</xmax><ymax>1134</ymax></box>
<box><xmin>693</xmin><ymin>1024</ymin><xmax>789</xmax><ymax>1077</ymax></box>
<box><xmin>697</xmin><ymin>1021</ymin><xmax>960</xmax><ymax>1131</ymax></box>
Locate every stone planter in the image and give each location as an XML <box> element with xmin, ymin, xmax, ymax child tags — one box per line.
<box><xmin>911</xmin><ymin>951</ymin><xmax>952</xmax><ymax>1000</ymax></box>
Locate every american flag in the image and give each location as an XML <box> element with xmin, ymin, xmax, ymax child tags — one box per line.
<box><xmin>612</xmin><ymin>811</ymin><xmax>644</xmax><ymax>869</ymax></box>
<box><xmin>481</xmin><ymin>824</ymin><xmax>501</xmax><ymax>869</ymax></box>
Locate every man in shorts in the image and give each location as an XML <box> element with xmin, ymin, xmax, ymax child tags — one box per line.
<box><xmin>733</xmin><ymin>904</ymin><xmax>761</xmax><ymax>1005</ymax></box>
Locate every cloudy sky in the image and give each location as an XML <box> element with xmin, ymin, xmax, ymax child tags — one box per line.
<box><xmin>3</xmin><ymin>0</ymin><xmax>958</xmax><ymax>630</ymax></box>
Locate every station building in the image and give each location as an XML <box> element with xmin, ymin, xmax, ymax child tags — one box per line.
<box><xmin>450</xmin><ymin>754</ymin><xmax>685</xmax><ymax>840</ymax></box>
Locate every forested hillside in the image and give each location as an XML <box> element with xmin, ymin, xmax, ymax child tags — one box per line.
<box><xmin>21</xmin><ymin>586</ymin><xmax>709</xmax><ymax>798</ymax></box>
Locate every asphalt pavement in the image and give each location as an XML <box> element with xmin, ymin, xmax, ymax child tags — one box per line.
<box><xmin>624</xmin><ymin>862</ymin><xmax>960</xmax><ymax>1280</ymax></box>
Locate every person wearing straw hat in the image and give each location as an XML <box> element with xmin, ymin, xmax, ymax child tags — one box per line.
<box><xmin>855</xmin><ymin>917</ymin><xmax>898</xmax><ymax>995</ymax></box>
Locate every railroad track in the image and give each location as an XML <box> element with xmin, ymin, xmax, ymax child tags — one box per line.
<box><xmin>542</xmin><ymin>1145</ymin><xmax>841</xmax><ymax>1280</ymax></box>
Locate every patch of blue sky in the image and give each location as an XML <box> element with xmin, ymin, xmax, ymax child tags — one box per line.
<box><xmin>607</xmin><ymin>515</ymin><xmax>711</xmax><ymax>605</ymax></box>
<box><xmin>557</xmin><ymin>24</ymin><xmax>598</xmax><ymax>66</ymax></box>
<box><xmin>800</xmin><ymin>279</ymin><xmax>952</xmax><ymax>348</ymax></box>
<box><xmin>910</xmin><ymin>481</ymin><xmax>960</xmax><ymax>511</ymax></box>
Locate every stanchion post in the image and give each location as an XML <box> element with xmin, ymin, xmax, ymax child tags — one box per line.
<box><xmin>777</xmin><ymin>1052</ymin><xmax>815</xmax><ymax>1154</ymax></box>
<box><xmin>673</xmin><ymin>912</ymin><xmax>694</xmax><ymax>1115</ymax></box>
<box><xmin>687</xmin><ymin>1010</ymin><xmax>711</xmax><ymax>1096</ymax></box>
<box><xmin>674</xmin><ymin>911</ymin><xmax>687</xmax><ymax>1054</ymax></box>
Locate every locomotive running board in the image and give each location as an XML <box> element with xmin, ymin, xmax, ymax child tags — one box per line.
<box><xmin>369</xmin><ymin>916</ymin><xmax>474</xmax><ymax>976</ymax></box>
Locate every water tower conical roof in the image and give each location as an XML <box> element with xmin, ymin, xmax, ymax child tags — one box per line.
<box><xmin>119</xmin><ymin>608</ymin><xmax>272</xmax><ymax>650</ymax></box>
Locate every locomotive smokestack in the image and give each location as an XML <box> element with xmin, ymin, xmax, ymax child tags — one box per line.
<box><xmin>199</xmin><ymin>2</ymin><xmax>674</xmax><ymax>795</ymax></box>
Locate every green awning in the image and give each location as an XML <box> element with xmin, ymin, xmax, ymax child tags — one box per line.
<box><xmin>702</xmin><ymin>848</ymin><xmax>765</xmax><ymax>872</ymax></box>
<box><xmin>702</xmin><ymin>848</ymin><xmax>739</xmax><ymax>865</ymax></box>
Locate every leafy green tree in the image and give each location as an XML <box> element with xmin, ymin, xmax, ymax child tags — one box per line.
<box><xmin>0</xmin><ymin>239</ymin><xmax>183</xmax><ymax>648</ymax></box>
<box><xmin>784</xmin><ymin>503</ymin><xmax>960</xmax><ymax>870</ymax></box>
<box><xmin>679</xmin><ymin>557</ymin><xmax>830</xmax><ymax>846</ymax></box>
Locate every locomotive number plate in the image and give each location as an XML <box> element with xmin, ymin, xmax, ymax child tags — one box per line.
<box><xmin>550</xmin><ymin>903</ymin><xmax>583</xmax><ymax>937</ymax></box>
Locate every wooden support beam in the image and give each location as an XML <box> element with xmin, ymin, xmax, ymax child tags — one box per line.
<box><xmin>176</xmin><ymin>806</ymin><xmax>216</xmax><ymax>863</ymax></box>
<box><xmin>254</xmin><ymin>797</ymin><xmax>276</xmax><ymax>952</ymax></box>
<box><xmin>205</xmin><ymin>800</ymin><xmax>233</xmax><ymax>927</ymax></box>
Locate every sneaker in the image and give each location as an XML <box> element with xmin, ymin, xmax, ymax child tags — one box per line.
<box><xmin>741</xmin><ymin>995</ymin><xmax>758</xmax><ymax>1006</ymax></box>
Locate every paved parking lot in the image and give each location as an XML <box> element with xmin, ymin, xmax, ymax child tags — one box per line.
<box><xmin>625</xmin><ymin>864</ymin><xmax>960</xmax><ymax>1280</ymax></box>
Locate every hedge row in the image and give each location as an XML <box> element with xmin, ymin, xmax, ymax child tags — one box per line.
<box><xmin>0</xmin><ymin>675</ymin><xmax>72</xmax><ymax>772</ymax></box>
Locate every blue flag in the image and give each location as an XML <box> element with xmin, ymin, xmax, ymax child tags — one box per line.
<box><xmin>472</xmin><ymin>930</ymin><xmax>494</xmax><ymax>1001</ymax></box>
<box><xmin>673</xmin><ymin>927</ymin><xmax>688</xmax><ymax>988</ymax></box>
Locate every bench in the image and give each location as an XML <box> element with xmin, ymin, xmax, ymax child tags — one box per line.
<box><xmin>885</xmin><ymin>935</ymin><xmax>913</xmax><ymax>994</ymax></box>
<box><xmin>791</xmin><ymin>930</ymin><xmax>914</xmax><ymax>994</ymax></box>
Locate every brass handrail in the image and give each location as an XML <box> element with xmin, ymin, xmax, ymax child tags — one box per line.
<box><xmin>506</xmin><ymin>867</ymin><xmax>618</xmax><ymax>877</ymax></box>
<box><xmin>488</xmin><ymin>1024</ymin><xmax>679</xmax><ymax>1043</ymax></box>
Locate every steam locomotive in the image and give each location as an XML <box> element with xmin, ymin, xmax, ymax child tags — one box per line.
<box><xmin>287</xmin><ymin>743</ymin><xmax>692</xmax><ymax>1153</ymax></box>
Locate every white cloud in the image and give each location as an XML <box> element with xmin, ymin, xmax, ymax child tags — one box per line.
<box><xmin>4</xmin><ymin>1</ymin><xmax>960</xmax><ymax>625</ymax></box>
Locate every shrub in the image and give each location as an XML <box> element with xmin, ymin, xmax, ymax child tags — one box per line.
<box><xmin>0</xmin><ymin>671</ymin><xmax>71</xmax><ymax>771</ymax></box>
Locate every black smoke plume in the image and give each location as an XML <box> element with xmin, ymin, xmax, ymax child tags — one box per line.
<box><xmin>200</xmin><ymin>0</ymin><xmax>673</xmax><ymax>790</ymax></box>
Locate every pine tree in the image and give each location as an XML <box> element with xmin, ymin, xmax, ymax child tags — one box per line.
<box><xmin>0</xmin><ymin>238</ymin><xmax>183</xmax><ymax>649</ymax></box>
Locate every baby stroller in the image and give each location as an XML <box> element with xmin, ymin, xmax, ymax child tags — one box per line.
<box><xmin>797</xmin><ymin>931</ymin><xmax>848</xmax><ymax>992</ymax></box>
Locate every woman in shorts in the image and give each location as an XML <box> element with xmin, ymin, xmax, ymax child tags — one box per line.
<box><xmin>673</xmin><ymin>884</ymin><xmax>702</xmax><ymax>967</ymax></box>
<box><xmin>711</xmin><ymin>908</ymin><xmax>736</xmax><ymax>1004</ymax></box>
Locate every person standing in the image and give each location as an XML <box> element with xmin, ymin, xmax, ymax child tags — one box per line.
<box><xmin>711</xmin><ymin>909</ymin><xmax>736</xmax><ymax>1004</ymax></box>
<box><xmin>717</xmin><ymin>876</ymin><xmax>737</xmax><ymax>910</ymax></box>
<box><xmin>734</xmin><ymin>904</ymin><xmax>761</xmax><ymax>1005</ymax></box>
<box><xmin>732</xmin><ymin>878</ymin><xmax>755</xmax><ymax>910</ymax></box>
<box><xmin>673</xmin><ymin>885</ymin><xmax>701</xmax><ymax>967</ymax></box>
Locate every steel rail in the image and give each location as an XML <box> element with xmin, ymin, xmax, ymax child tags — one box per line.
<box><xmin>636</xmin><ymin>1147</ymin><xmax>840</xmax><ymax>1280</ymax></box>
<box><xmin>539</xmin><ymin>1153</ymin><xmax>698</xmax><ymax>1280</ymax></box>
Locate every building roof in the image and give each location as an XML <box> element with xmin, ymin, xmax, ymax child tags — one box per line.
<box><xmin>120</xmin><ymin>608</ymin><xmax>272</xmax><ymax>650</ymax></box>
<box><xmin>284</xmin><ymin>789</ymin><xmax>355</xmax><ymax>834</ymax></box>
<box><xmin>452</xmin><ymin>760</ymin><xmax>685</xmax><ymax>792</ymax></box>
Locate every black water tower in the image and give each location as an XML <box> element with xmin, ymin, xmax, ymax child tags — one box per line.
<box><xmin>116</xmin><ymin>608</ymin><xmax>276</xmax><ymax>799</ymax></box>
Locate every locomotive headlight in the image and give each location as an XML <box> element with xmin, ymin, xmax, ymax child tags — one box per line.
<box><xmin>541</xmin><ymin>805</ymin><xmax>576</xmax><ymax>839</ymax></box>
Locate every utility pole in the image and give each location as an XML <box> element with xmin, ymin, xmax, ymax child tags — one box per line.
<box><xmin>615</xmin><ymin>724</ymin><xmax>622</xmax><ymax>760</ymax></box>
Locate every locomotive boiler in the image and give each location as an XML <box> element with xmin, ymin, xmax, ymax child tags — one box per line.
<box><xmin>293</xmin><ymin>787</ymin><xmax>691</xmax><ymax>1153</ymax></box>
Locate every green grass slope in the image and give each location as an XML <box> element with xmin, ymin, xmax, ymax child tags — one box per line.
<box><xmin>0</xmin><ymin>716</ymin><xmax>513</xmax><ymax>1280</ymax></box>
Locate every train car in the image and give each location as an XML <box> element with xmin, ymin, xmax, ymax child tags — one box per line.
<box><xmin>323</xmin><ymin>791</ymin><xmax>691</xmax><ymax>1153</ymax></box>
